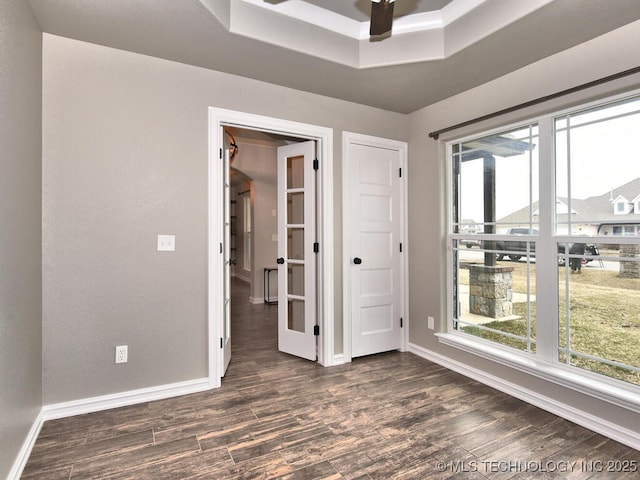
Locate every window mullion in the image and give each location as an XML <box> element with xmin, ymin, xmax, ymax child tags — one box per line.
<box><xmin>535</xmin><ymin>117</ymin><xmax>557</xmax><ymax>362</ymax></box>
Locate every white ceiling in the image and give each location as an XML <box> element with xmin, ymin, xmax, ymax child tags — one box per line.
<box><xmin>28</xmin><ymin>0</ymin><xmax>640</xmax><ymax>114</ymax></box>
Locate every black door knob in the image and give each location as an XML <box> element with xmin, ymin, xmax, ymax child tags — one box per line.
<box><xmin>353</xmin><ymin>257</ymin><xmax>362</xmax><ymax>265</ymax></box>
<box><xmin>229</xmin><ymin>258</ymin><xmax>237</xmax><ymax>266</ymax></box>
<box><xmin>276</xmin><ymin>257</ymin><xmax>285</xmax><ymax>264</ymax></box>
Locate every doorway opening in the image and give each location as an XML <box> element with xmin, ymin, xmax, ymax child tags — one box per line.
<box><xmin>208</xmin><ymin>108</ymin><xmax>336</xmax><ymax>388</ymax></box>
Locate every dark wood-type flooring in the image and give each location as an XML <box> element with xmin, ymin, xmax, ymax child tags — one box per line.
<box><xmin>23</xmin><ymin>279</ymin><xmax>639</xmax><ymax>479</ymax></box>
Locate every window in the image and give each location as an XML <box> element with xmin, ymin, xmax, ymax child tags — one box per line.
<box><xmin>614</xmin><ymin>197</ymin><xmax>629</xmax><ymax>215</ymax></box>
<box><xmin>449</xmin><ymin>93</ymin><xmax>640</xmax><ymax>391</ymax></box>
<box><xmin>451</xmin><ymin>125</ymin><xmax>538</xmax><ymax>353</ymax></box>
<box><xmin>556</xmin><ymin>95</ymin><xmax>640</xmax><ymax>386</ymax></box>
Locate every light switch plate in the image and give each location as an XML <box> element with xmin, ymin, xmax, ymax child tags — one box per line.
<box><xmin>157</xmin><ymin>234</ymin><xmax>175</xmax><ymax>251</ymax></box>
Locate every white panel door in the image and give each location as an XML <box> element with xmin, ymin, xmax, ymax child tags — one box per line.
<box><xmin>277</xmin><ymin>141</ymin><xmax>317</xmax><ymax>361</ymax></box>
<box><xmin>221</xmin><ymin>146</ymin><xmax>232</xmax><ymax>375</ymax></box>
<box><xmin>347</xmin><ymin>138</ymin><xmax>404</xmax><ymax>358</ymax></box>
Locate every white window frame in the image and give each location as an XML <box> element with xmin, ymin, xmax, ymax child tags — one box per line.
<box><xmin>440</xmin><ymin>89</ymin><xmax>640</xmax><ymax>414</ymax></box>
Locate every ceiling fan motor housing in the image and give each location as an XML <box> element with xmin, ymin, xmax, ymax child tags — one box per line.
<box><xmin>370</xmin><ymin>0</ymin><xmax>395</xmax><ymax>36</ymax></box>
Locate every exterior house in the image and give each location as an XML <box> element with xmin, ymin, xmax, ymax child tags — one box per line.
<box><xmin>3</xmin><ymin>1</ymin><xmax>640</xmax><ymax>478</ymax></box>
<box><xmin>499</xmin><ymin>177</ymin><xmax>640</xmax><ymax>236</ymax></box>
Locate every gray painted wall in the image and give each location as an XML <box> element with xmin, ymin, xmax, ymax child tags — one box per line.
<box><xmin>42</xmin><ymin>34</ymin><xmax>408</xmax><ymax>404</ymax></box>
<box><xmin>0</xmin><ymin>0</ymin><xmax>43</xmax><ymax>476</ymax></box>
<box><xmin>408</xmin><ymin>20</ymin><xmax>640</xmax><ymax>437</ymax></box>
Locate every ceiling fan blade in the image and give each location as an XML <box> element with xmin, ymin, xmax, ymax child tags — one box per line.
<box><xmin>370</xmin><ymin>0</ymin><xmax>395</xmax><ymax>36</ymax></box>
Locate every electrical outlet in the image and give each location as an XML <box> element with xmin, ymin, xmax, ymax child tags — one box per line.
<box><xmin>115</xmin><ymin>345</ymin><xmax>128</xmax><ymax>364</ymax></box>
<box><xmin>428</xmin><ymin>316</ymin><xmax>435</xmax><ymax>330</ymax></box>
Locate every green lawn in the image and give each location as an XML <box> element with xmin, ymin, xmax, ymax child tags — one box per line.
<box><xmin>459</xmin><ymin>262</ymin><xmax>640</xmax><ymax>386</ymax></box>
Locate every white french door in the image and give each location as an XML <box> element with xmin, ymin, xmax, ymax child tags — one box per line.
<box><xmin>221</xmin><ymin>145</ymin><xmax>232</xmax><ymax>375</ymax></box>
<box><xmin>277</xmin><ymin>141</ymin><xmax>317</xmax><ymax>361</ymax></box>
<box><xmin>345</xmin><ymin>134</ymin><xmax>405</xmax><ymax>358</ymax></box>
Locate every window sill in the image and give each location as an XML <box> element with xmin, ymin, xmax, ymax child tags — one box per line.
<box><xmin>436</xmin><ymin>332</ymin><xmax>640</xmax><ymax>414</ymax></box>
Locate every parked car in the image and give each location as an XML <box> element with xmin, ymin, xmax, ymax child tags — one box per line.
<box><xmin>482</xmin><ymin>228</ymin><xmax>600</xmax><ymax>263</ymax></box>
<box><xmin>462</xmin><ymin>237</ymin><xmax>480</xmax><ymax>248</ymax></box>
<box><xmin>460</xmin><ymin>221</ymin><xmax>481</xmax><ymax>248</ymax></box>
<box><xmin>494</xmin><ymin>228</ymin><xmax>538</xmax><ymax>261</ymax></box>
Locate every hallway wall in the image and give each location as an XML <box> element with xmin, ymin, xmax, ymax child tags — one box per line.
<box><xmin>0</xmin><ymin>0</ymin><xmax>43</xmax><ymax>477</ymax></box>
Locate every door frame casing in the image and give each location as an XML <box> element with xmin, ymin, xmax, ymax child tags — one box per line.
<box><xmin>208</xmin><ymin>107</ymin><xmax>335</xmax><ymax>387</ymax></box>
<box><xmin>342</xmin><ymin>131</ymin><xmax>409</xmax><ymax>363</ymax></box>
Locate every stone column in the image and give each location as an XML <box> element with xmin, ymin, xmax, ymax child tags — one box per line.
<box><xmin>468</xmin><ymin>264</ymin><xmax>515</xmax><ymax>318</ymax></box>
<box><xmin>620</xmin><ymin>244</ymin><xmax>640</xmax><ymax>278</ymax></box>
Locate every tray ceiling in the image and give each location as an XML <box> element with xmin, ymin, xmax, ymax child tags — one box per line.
<box><xmin>28</xmin><ymin>0</ymin><xmax>640</xmax><ymax>113</ymax></box>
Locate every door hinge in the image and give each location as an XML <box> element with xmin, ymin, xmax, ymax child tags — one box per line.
<box><xmin>399</xmin><ymin>167</ymin><xmax>403</xmax><ymax>177</ymax></box>
<box><xmin>314</xmin><ymin>325</ymin><xmax>320</xmax><ymax>336</ymax></box>
<box><xmin>219</xmin><ymin>148</ymin><xmax>223</xmax><ymax>159</ymax></box>
<box><xmin>400</xmin><ymin>317</ymin><xmax>403</xmax><ymax>328</ymax></box>
<box><xmin>313</xmin><ymin>242</ymin><xmax>319</xmax><ymax>254</ymax></box>
<box><xmin>313</xmin><ymin>158</ymin><xmax>319</xmax><ymax>170</ymax></box>
<box><xmin>220</xmin><ymin>242</ymin><xmax>223</xmax><ymax>254</ymax></box>
<box><xmin>220</xmin><ymin>337</ymin><xmax>223</xmax><ymax>348</ymax></box>
<box><xmin>399</xmin><ymin>242</ymin><xmax>403</xmax><ymax>253</ymax></box>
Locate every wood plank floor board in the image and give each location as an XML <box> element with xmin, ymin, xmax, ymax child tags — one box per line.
<box><xmin>280</xmin><ymin>428</ymin><xmax>388</xmax><ymax>470</ymax></box>
<box><xmin>24</xmin><ymin>429</ymin><xmax>153</xmax><ymax>474</ymax></box>
<box><xmin>153</xmin><ymin>409</ymin><xmax>259</xmax><ymax>446</ymax></box>
<box><xmin>20</xmin><ymin>463</ymin><xmax>74</xmax><ymax>480</ymax></box>
<box><xmin>271</xmin><ymin>460</ymin><xmax>341</xmax><ymax>480</ymax></box>
<box><xmin>225</xmin><ymin>415</ymin><xmax>331</xmax><ymax>464</ymax></box>
<box><xmin>218</xmin><ymin>451</ymin><xmax>292</xmax><ymax>480</ymax></box>
<box><xmin>70</xmin><ymin>436</ymin><xmax>201</xmax><ymax>479</ymax></box>
<box><xmin>22</xmin><ymin>279</ymin><xmax>638</xmax><ymax>479</ymax></box>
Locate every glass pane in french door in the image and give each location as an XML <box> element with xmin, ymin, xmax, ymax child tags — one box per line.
<box><xmin>287</xmin><ymin>192</ymin><xmax>304</xmax><ymax>224</ymax></box>
<box><xmin>287</xmin><ymin>228</ymin><xmax>304</xmax><ymax>260</ymax></box>
<box><xmin>287</xmin><ymin>264</ymin><xmax>305</xmax><ymax>296</ymax></box>
<box><xmin>287</xmin><ymin>155</ymin><xmax>304</xmax><ymax>189</ymax></box>
<box><xmin>287</xmin><ymin>298</ymin><xmax>305</xmax><ymax>333</ymax></box>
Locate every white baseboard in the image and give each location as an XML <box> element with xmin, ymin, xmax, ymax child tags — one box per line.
<box><xmin>231</xmin><ymin>273</ymin><xmax>251</xmax><ymax>284</ymax></box>
<box><xmin>9</xmin><ymin>378</ymin><xmax>213</xmax><ymax>479</ymax></box>
<box><xmin>331</xmin><ymin>354</ymin><xmax>346</xmax><ymax>366</ymax></box>
<box><xmin>408</xmin><ymin>343</ymin><xmax>640</xmax><ymax>451</ymax></box>
<box><xmin>41</xmin><ymin>377</ymin><xmax>212</xmax><ymax>421</ymax></box>
<box><xmin>8</xmin><ymin>410</ymin><xmax>44</xmax><ymax>480</ymax></box>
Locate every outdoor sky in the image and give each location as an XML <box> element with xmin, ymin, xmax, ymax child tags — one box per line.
<box><xmin>459</xmin><ymin>95</ymin><xmax>640</xmax><ymax>225</ymax></box>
